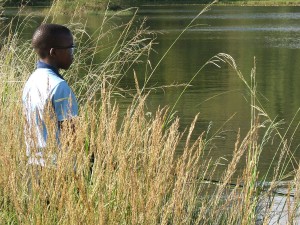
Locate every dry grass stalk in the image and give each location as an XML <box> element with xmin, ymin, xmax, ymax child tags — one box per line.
<box><xmin>0</xmin><ymin>2</ymin><xmax>300</xmax><ymax>224</ymax></box>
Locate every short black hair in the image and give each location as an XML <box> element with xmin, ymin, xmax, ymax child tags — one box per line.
<box><xmin>32</xmin><ymin>23</ymin><xmax>72</xmax><ymax>58</ymax></box>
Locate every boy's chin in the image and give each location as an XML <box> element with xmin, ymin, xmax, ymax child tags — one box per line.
<box><xmin>61</xmin><ymin>64</ymin><xmax>72</xmax><ymax>70</ymax></box>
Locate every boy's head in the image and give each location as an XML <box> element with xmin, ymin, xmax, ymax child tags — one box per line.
<box><xmin>32</xmin><ymin>23</ymin><xmax>74</xmax><ymax>70</ymax></box>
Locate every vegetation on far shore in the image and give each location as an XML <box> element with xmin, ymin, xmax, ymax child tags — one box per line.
<box><xmin>2</xmin><ymin>0</ymin><xmax>300</xmax><ymax>9</ymax></box>
<box><xmin>217</xmin><ymin>0</ymin><xmax>300</xmax><ymax>6</ymax></box>
<box><xmin>1</xmin><ymin>0</ymin><xmax>300</xmax><ymax>17</ymax></box>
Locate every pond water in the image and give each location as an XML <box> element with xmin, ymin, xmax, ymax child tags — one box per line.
<box><xmin>3</xmin><ymin>5</ymin><xmax>300</xmax><ymax>180</ymax></box>
<box><xmin>130</xmin><ymin>5</ymin><xmax>300</xmax><ymax>179</ymax></box>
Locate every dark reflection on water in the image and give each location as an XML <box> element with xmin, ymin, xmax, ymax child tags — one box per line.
<box><xmin>128</xmin><ymin>5</ymin><xmax>300</xmax><ymax>179</ymax></box>
<box><xmin>3</xmin><ymin>5</ymin><xmax>300</xmax><ymax>180</ymax></box>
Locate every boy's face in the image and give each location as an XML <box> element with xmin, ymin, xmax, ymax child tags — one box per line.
<box><xmin>52</xmin><ymin>33</ymin><xmax>74</xmax><ymax>70</ymax></box>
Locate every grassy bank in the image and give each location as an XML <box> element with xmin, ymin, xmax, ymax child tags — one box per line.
<box><xmin>0</xmin><ymin>1</ymin><xmax>300</xmax><ymax>224</ymax></box>
<box><xmin>218</xmin><ymin>0</ymin><xmax>300</xmax><ymax>6</ymax></box>
<box><xmin>3</xmin><ymin>0</ymin><xmax>300</xmax><ymax>8</ymax></box>
<box><xmin>2</xmin><ymin>0</ymin><xmax>300</xmax><ymax>16</ymax></box>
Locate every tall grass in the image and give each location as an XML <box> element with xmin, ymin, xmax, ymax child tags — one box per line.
<box><xmin>0</xmin><ymin>1</ymin><xmax>299</xmax><ymax>224</ymax></box>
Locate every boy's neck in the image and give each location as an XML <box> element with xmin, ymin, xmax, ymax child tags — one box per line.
<box><xmin>37</xmin><ymin>61</ymin><xmax>64</xmax><ymax>80</ymax></box>
<box><xmin>40</xmin><ymin>59</ymin><xmax>59</xmax><ymax>71</ymax></box>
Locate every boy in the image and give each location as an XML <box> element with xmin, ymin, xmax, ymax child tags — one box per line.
<box><xmin>22</xmin><ymin>24</ymin><xmax>78</xmax><ymax>167</ymax></box>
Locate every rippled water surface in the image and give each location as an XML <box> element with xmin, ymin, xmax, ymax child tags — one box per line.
<box><xmin>131</xmin><ymin>5</ymin><xmax>300</xmax><ymax>178</ymax></box>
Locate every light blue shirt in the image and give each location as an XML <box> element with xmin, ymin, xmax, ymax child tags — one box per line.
<box><xmin>22</xmin><ymin>61</ymin><xmax>78</xmax><ymax>166</ymax></box>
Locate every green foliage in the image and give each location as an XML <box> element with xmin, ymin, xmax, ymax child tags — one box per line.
<box><xmin>2</xmin><ymin>0</ymin><xmax>51</xmax><ymax>6</ymax></box>
<box><xmin>2</xmin><ymin>0</ymin><xmax>299</xmax><ymax>8</ymax></box>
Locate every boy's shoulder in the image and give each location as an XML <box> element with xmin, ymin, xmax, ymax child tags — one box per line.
<box><xmin>25</xmin><ymin>68</ymin><xmax>66</xmax><ymax>94</ymax></box>
<box><xmin>30</xmin><ymin>67</ymin><xmax>64</xmax><ymax>83</ymax></box>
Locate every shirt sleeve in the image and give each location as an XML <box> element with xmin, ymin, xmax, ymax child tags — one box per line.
<box><xmin>51</xmin><ymin>81</ymin><xmax>78</xmax><ymax>121</ymax></box>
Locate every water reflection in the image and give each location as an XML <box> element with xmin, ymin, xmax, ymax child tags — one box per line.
<box><xmin>134</xmin><ymin>5</ymin><xmax>300</xmax><ymax>179</ymax></box>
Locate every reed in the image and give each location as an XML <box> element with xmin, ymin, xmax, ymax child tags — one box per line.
<box><xmin>0</xmin><ymin>1</ymin><xmax>299</xmax><ymax>224</ymax></box>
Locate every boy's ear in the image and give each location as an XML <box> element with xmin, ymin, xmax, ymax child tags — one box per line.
<box><xmin>49</xmin><ymin>48</ymin><xmax>56</xmax><ymax>57</ymax></box>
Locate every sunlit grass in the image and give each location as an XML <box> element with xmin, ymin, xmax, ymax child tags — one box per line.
<box><xmin>0</xmin><ymin>1</ymin><xmax>300</xmax><ymax>224</ymax></box>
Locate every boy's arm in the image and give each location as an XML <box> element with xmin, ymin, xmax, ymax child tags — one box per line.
<box><xmin>52</xmin><ymin>81</ymin><xmax>78</xmax><ymax>134</ymax></box>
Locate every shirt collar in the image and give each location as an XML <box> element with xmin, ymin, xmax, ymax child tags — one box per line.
<box><xmin>36</xmin><ymin>61</ymin><xmax>65</xmax><ymax>80</ymax></box>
